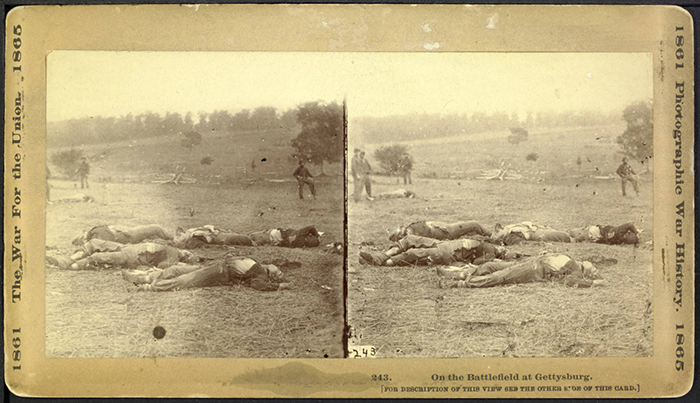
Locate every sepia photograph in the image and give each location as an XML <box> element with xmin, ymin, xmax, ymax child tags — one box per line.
<box><xmin>43</xmin><ymin>51</ymin><xmax>345</xmax><ymax>358</ymax></box>
<box><xmin>347</xmin><ymin>52</ymin><xmax>655</xmax><ymax>358</ymax></box>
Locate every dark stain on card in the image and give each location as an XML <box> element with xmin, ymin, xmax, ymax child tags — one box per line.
<box><xmin>153</xmin><ymin>326</ymin><xmax>166</xmax><ymax>339</ymax></box>
<box><xmin>661</xmin><ymin>248</ymin><xmax>665</xmax><ymax>278</ymax></box>
<box><xmin>225</xmin><ymin>362</ymin><xmax>372</xmax><ymax>396</ymax></box>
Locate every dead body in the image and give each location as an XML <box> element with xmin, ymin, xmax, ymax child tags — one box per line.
<box><xmin>437</xmin><ymin>254</ymin><xmax>604</xmax><ymax>288</ymax></box>
<box><xmin>491</xmin><ymin>221</ymin><xmax>571</xmax><ymax>245</ymax></box>
<box><xmin>48</xmin><ymin>239</ymin><xmax>194</xmax><ymax>270</ymax></box>
<box><xmin>360</xmin><ymin>235</ymin><xmax>515</xmax><ymax>266</ymax></box>
<box><xmin>390</xmin><ymin>220</ymin><xmax>492</xmax><ymax>242</ymax></box>
<box><xmin>122</xmin><ymin>256</ymin><xmax>290</xmax><ymax>292</ymax></box>
<box><xmin>567</xmin><ymin>223</ymin><xmax>641</xmax><ymax>245</ymax></box>
<box><xmin>73</xmin><ymin>224</ymin><xmax>173</xmax><ymax>246</ymax></box>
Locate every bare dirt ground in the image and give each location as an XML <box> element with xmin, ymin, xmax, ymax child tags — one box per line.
<box><xmin>45</xmin><ymin>174</ymin><xmax>344</xmax><ymax>358</ymax></box>
<box><xmin>348</xmin><ymin>125</ymin><xmax>653</xmax><ymax>358</ymax></box>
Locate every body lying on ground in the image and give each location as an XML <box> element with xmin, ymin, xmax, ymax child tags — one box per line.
<box><xmin>51</xmin><ymin>193</ymin><xmax>95</xmax><ymax>204</ymax></box>
<box><xmin>389</xmin><ymin>220</ymin><xmax>492</xmax><ymax>242</ymax></box>
<box><xmin>122</xmin><ymin>256</ymin><xmax>290</xmax><ymax>292</ymax></box>
<box><xmin>72</xmin><ymin>224</ymin><xmax>173</xmax><ymax>246</ymax></box>
<box><xmin>567</xmin><ymin>223</ymin><xmax>641</xmax><ymax>245</ymax></box>
<box><xmin>172</xmin><ymin>225</ymin><xmax>254</xmax><ymax>248</ymax></box>
<box><xmin>373</xmin><ymin>189</ymin><xmax>416</xmax><ymax>200</ymax></box>
<box><xmin>437</xmin><ymin>254</ymin><xmax>603</xmax><ymax>288</ymax></box>
<box><xmin>47</xmin><ymin>239</ymin><xmax>195</xmax><ymax>270</ymax></box>
<box><xmin>248</xmin><ymin>226</ymin><xmax>321</xmax><ymax>248</ymax></box>
<box><xmin>360</xmin><ymin>234</ymin><xmax>518</xmax><ymax>266</ymax></box>
<box><xmin>491</xmin><ymin>221</ymin><xmax>571</xmax><ymax>245</ymax></box>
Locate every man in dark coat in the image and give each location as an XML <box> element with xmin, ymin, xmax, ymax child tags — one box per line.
<box><xmin>293</xmin><ymin>159</ymin><xmax>316</xmax><ymax>200</ymax></box>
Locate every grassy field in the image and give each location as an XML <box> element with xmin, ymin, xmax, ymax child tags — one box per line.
<box><xmin>360</xmin><ymin>124</ymin><xmax>637</xmax><ymax>184</ymax></box>
<box><xmin>347</xmin><ymin>124</ymin><xmax>653</xmax><ymax>358</ymax></box>
<box><xmin>45</xmin><ymin>128</ymin><xmax>345</xmax><ymax>358</ymax></box>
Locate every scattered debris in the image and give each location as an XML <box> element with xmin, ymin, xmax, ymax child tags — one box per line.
<box><xmin>154</xmin><ymin>166</ymin><xmax>196</xmax><ymax>185</ymax></box>
<box><xmin>478</xmin><ymin>162</ymin><xmax>523</xmax><ymax>180</ymax></box>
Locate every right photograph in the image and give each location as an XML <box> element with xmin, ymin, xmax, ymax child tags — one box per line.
<box><xmin>346</xmin><ymin>53</ymin><xmax>654</xmax><ymax>358</ymax></box>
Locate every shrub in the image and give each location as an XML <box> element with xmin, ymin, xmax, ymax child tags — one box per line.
<box><xmin>507</xmin><ymin>127</ymin><xmax>528</xmax><ymax>145</ymax></box>
<box><xmin>181</xmin><ymin>131</ymin><xmax>203</xmax><ymax>148</ymax></box>
<box><xmin>50</xmin><ymin>148</ymin><xmax>83</xmax><ymax>179</ymax></box>
<box><xmin>526</xmin><ymin>153</ymin><xmax>539</xmax><ymax>162</ymax></box>
<box><xmin>373</xmin><ymin>144</ymin><xmax>413</xmax><ymax>175</ymax></box>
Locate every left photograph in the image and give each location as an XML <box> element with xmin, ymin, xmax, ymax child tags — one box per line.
<box><xmin>44</xmin><ymin>52</ymin><xmax>345</xmax><ymax>358</ymax></box>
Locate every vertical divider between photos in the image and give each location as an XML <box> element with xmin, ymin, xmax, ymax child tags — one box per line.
<box><xmin>342</xmin><ymin>95</ymin><xmax>349</xmax><ymax>358</ymax></box>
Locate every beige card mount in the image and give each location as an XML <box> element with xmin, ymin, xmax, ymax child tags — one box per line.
<box><xmin>4</xmin><ymin>4</ymin><xmax>695</xmax><ymax>398</ymax></box>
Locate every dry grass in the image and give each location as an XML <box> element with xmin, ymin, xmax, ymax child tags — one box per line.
<box><xmin>348</xmin><ymin>125</ymin><xmax>653</xmax><ymax>358</ymax></box>
<box><xmin>46</xmin><ymin>174</ymin><xmax>344</xmax><ymax>358</ymax></box>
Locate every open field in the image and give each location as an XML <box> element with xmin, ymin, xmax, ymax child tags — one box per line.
<box><xmin>45</xmin><ymin>128</ymin><xmax>345</xmax><ymax>358</ymax></box>
<box><xmin>360</xmin><ymin>124</ymin><xmax>635</xmax><ymax>184</ymax></box>
<box><xmin>51</xmin><ymin>127</ymin><xmax>342</xmax><ymax>184</ymax></box>
<box><xmin>348</xmin><ymin>125</ymin><xmax>653</xmax><ymax>358</ymax></box>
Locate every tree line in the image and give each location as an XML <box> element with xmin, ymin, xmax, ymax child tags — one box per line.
<box><xmin>48</xmin><ymin>101</ymin><xmax>345</xmax><ymax>179</ymax></box>
<box><xmin>370</xmin><ymin>101</ymin><xmax>653</xmax><ymax>175</ymax></box>
<box><xmin>47</xmin><ymin>106</ymin><xmax>301</xmax><ymax>148</ymax></box>
<box><xmin>354</xmin><ymin>109</ymin><xmax>621</xmax><ymax>144</ymax></box>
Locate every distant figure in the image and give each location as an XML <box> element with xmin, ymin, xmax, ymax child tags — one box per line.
<box><xmin>293</xmin><ymin>159</ymin><xmax>316</xmax><ymax>200</ymax></box>
<box><xmin>351</xmin><ymin>148</ymin><xmax>364</xmax><ymax>202</ymax></box>
<box><xmin>616</xmin><ymin>157</ymin><xmax>639</xmax><ymax>196</ymax></box>
<box><xmin>77</xmin><ymin>157</ymin><xmax>90</xmax><ymax>189</ymax></box>
<box><xmin>360</xmin><ymin>151</ymin><xmax>374</xmax><ymax>200</ymax></box>
<box><xmin>398</xmin><ymin>153</ymin><xmax>413</xmax><ymax>185</ymax></box>
<box><xmin>251</xmin><ymin>159</ymin><xmax>256</xmax><ymax>172</ymax></box>
<box><xmin>46</xmin><ymin>166</ymin><xmax>51</xmax><ymax>202</ymax></box>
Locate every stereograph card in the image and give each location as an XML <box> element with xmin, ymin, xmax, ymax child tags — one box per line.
<box><xmin>3</xmin><ymin>4</ymin><xmax>695</xmax><ymax>398</ymax></box>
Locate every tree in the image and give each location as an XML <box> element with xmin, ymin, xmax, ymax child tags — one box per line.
<box><xmin>181</xmin><ymin>131</ymin><xmax>203</xmax><ymax>148</ymax></box>
<box><xmin>617</xmin><ymin>100</ymin><xmax>653</xmax><ymax>161</ymax></box>
<box><xmin>50</xmin><ymin>148</ymin><xmax>83</xmax><ymax>179</ymax></box>
<box><xmin>507</xmin><ymin>127</ymin><xmax>528</xmax><ymax>145</ymax></box>
<box><xmin>291</xmin><ymin>101</ymin><xmax>344</xmax><ymax>175</ymax></box>
<box><xmin>374</xmin><ymin>144</ymin><xmax>411</xmax><ymax>175</ymax></box>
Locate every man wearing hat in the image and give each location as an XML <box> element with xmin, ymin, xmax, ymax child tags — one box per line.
<box><xmin>616</xmin><ymin>157</ymin><xmax>639</xmax><ymax>196</ymax></box>
<box><xmin>122</xmin><ymin>255</ymin><xmax>291</xmax><ymax>292</ymax></box>
<box><xmin>293</xmin><ymin>158</ymin><xmax>316</xmax><ymax>200</ymax></box>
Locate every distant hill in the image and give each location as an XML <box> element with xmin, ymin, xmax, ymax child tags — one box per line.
<box><xmin>47</xmin><ymin>128</ymin><xmax>340</xmax><ymax>182</ymax></box>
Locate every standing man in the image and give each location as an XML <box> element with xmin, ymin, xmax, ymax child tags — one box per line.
<box><xmin>360</xmin><ymin>151</ymin><xmax>374</xmax><ymax>201</ymax></box>
<box><xmin>399</xmin><ymin>153</ymin><xmax>413</xmax><ymax>185</ymax></box>
<box><xmin>351</xmin><ymin>148</ymin><xmax>364</xmax><ymax>202</ymax></box>
<box><xmin>293</xmin><ymin>159</ymin><xmax>316</xmax><ymax>200</ymax></box>
<box><xmin>77</xmin><ymin>156</ymin><xmax>90</xmax><ymax>189</ymax></box>
<box><xmin>616</xmin><ymin>157</ymin><xmax>639</xmax><ymax>196</ymax></box>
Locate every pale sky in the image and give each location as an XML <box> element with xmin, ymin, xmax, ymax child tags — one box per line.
<box><xmin>47</xmin><ymin>51</ymin><xmax>652</xmax><ymax>122</ymax></box>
